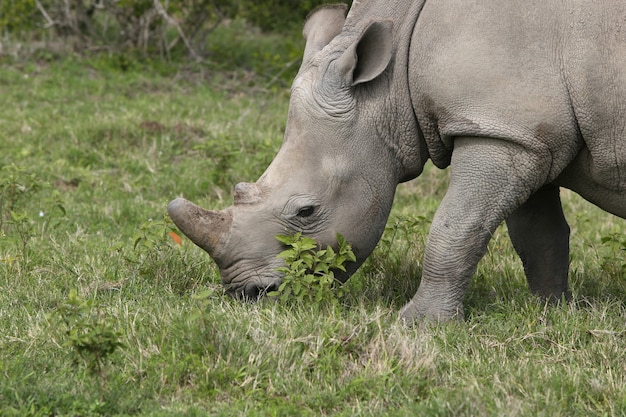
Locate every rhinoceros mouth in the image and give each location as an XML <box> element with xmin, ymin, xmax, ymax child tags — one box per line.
<box><xmin>226</xmin><ymin>280</ymin><xmax>282</xmax><ymax>301</ymax></box>
<box><xmin>221</xmin><ymin>258</ymin><xmax>283</xmax><ymax>301</ymax></box>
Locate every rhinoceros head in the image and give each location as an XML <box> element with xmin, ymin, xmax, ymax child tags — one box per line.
<box><xmin>168</xmin><ymin>5</ymin><xmax>404</xmax><ymax>299</ymax></box>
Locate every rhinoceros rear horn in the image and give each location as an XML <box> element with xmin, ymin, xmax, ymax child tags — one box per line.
<box><xmin>167</xmin><ymin>198</ymin><xmax>232</xmax><ymax>260</ymax></box>
<box><xmin>302</xmin><ymin>4</ymin><xmax>348</xmax><ymax>66</ymax></box>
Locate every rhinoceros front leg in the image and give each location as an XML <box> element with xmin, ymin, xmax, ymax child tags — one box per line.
<box><xmin>506</xmin><ymin>185</ymin><xmax>571</xmax><ymax>300</ymax></box>
<box><xmin>399</xmin><ymin>137</ymin><xmax>552</xmax><ymax>321</ymax></box>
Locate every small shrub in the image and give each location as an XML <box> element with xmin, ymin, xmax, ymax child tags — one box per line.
<box><xmin>112</xmin><ymin>214</ymin><xmax>179</xmax><ymax>277</ymax></box>
<box><xmin>600</xmin><ymin>231</ymin><xmax>626</xmax><ymax>277</ymax></box>
<box><xmin>0</xmin><ymin>164</ymin><xmax>43</xmax><ymax>232</ymax></box>
<box><xmin>0</xmin><ymin>164</ymin><xmax>65</xmax><ymax>258</ymax></box>
<box><xmin>52</xmin><ymin>289</ymin><xmax>125</xmax><ymax>399</ymax></box>
<box><xmin>0</xmin><ymin>0</ymin><xmax>36</xmax><ymax>34</ymax></box>
<box><xmin>110</xmin><ymin>215</ymin><xmax>208</xmax><ymax>294</ymax></box>
<box><xmin>269</xmin><ymin>232</ymin><xmax>356</xmax><ymax>307</ymax></box>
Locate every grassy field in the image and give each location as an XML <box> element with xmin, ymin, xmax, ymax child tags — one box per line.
<box><xmin>1</xmin><ymin>43</ymin><xmax>625</xmax><ymax>415</ymax></box>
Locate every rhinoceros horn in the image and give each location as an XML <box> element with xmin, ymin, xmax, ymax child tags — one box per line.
<box><xmin>167</xmin><ymin>198</ymin><xmax>232</xmax><ymax>261</ymax></box>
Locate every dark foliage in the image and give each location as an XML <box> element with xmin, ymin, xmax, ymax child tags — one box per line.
<box><xmin>1</xmin><ymin>0</ymin><xmax>350</xmax><ymax>58</ymax></box>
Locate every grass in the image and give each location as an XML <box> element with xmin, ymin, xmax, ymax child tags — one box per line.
<box><xmin>1</xmin><ymin>35</ymin><xmax>625</xmax><ymax>415</ymax></box>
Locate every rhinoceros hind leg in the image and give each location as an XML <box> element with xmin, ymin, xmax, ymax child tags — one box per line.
<box><xmin>506</xmin><ymin>184</ymin><xmax>571</xmax><ymax>301</ymax></box>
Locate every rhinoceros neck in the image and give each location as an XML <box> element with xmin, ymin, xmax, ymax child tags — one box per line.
<box><xmin>345</xmin><ymin>0</ymin><xmax>426</xmax><ymax>25</ymax></box>
<box><xmin>346</xmin><ymin>0</ymin><xmax>430</xmax><ymax>183</ymax></box>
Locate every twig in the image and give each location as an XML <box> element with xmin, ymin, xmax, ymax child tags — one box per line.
<box><xmin>265</xmin><ymin>58</ymin><xmax>301</xmax><ymax>89</ymax></box>
<box><xmin>35</xmin><ymin>0</ymin><xmax>56</xmax><ymax>29</ymax></box>
<box><xmin>152</xmin><ymin>0</ymin><xmax>198</xmax><ymax>59</ymax></box>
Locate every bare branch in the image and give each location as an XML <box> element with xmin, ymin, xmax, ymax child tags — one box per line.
<box><xmin>152</xmin><ymin>0</ymin><xmax>199</xmax><ymax>59</ymax></box>
<box><xmin>35</xmin><ymin>0</ymin><xmax>56</xmax><ymax>29</ymax></box>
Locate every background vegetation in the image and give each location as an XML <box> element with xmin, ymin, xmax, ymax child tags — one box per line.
<box><xmin>1</xmin><ymin>1</ymin><xmax>625</xmax><ymax>416</ymax></box>
<box><xmin>1</xmin><ymin>0</ymin><xmax>340</xmax><ymax>60</ymax></box>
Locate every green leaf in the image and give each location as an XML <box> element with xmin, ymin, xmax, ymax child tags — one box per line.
<box><xmin>277</xmin><ymin>249</ymin><xmax>295</xmax><ymax>259</ymax></box>
<box><xmin>276</xmin><ymin>233</ymin><xmax>298</xmax><ymax>246</ymax></box>
<box><xmin>296</xmin><ymin>236</ymin><xmax>317</xmax><ymax>251</ymax></box>
<box><xmin>314</xmin><ymin>263</ymin><xmax>329</xmax><ymax>274</ymax></box>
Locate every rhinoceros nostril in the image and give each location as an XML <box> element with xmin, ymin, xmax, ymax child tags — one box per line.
<box><xmin>243</xmin><ymin>284</ymin><xmax>261</xmax><ymax>300</ymax></box>
<box><xmin>243</xmin><ymin>282</ymin><xmax>280</xmax><ymax>300</ymax></box>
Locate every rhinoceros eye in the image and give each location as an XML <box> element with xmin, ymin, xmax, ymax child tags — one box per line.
<box><xmin>297</xmin><ymin>206</ymin><xmax>316</xmax><ymax>218</ymax></box>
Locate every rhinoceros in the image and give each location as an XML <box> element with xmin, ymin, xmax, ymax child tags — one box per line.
<box><xmin>168</xmin><ymin>0</ymin><xmax>626</xmax><ymax>321</ymax></box>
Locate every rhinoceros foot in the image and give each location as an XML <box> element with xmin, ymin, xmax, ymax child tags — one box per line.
<box><xmin>399</xmin><ymin>295</ymin><xmax>464</xmax><ymax>323</ymax></box>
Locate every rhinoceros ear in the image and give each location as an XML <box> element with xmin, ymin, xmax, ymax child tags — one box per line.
<box><xmin>302</xmin><ymin>4</ymin><xmax>348</xmax><ymax>67</ymax></box>
<box><xmin>337</xmin><ymin>20</ymin><xmax>393</xmax><ymax>86</ymax></box>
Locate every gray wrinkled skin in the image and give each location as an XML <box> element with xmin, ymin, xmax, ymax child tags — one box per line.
<box><xmin>169</xmin><ymin>0</ymin><xmax>626</xmax><ymax>321</ymax></box>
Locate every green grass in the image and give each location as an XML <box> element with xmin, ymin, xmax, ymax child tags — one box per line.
<box><xmin>1</xmin><ymin>49</ymin><xmax>625</xmax><ymax>415</ymax></box>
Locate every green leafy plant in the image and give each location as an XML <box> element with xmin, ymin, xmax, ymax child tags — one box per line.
<box><xmin>109</xmin><ymin>215</ymin><xmax>206</xmax><ymax>293</ymax></box>
<box><xmin>378</xmin><ymin>215</ymin><xmax>429</xmax><ymax>258</ymax></box>
<box><xmin>600</xmin><ymin>231</ymin><xmax>626</xmax><ymax>276</ymax></box>
<box><xmin>111</xmin><ymin>214</ymin><xmax>179</xmax><ymax>271</ymax></box>
<box><xmin>269</xmin><ymin>232</ymin><xmax>356</xmax><ymax>306</ymax></box>
<box><xmin>0</xmin><ymin>164</ymin><xmax>65</xmax><ymax>258</ymax></box>
<box><xmin>52</xmin><ymin>289</ymin><xmax>125</xmax><ymax>400</ymax></box>
<box><xmin>0</xmin><ymin>164</ymin><xmax>42</xmax><ymax>232</ymax></box>
<box><xmin>131</xmin><ymin>215</ymin><xmax>177</xmax><ymax>256</ymax></box>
